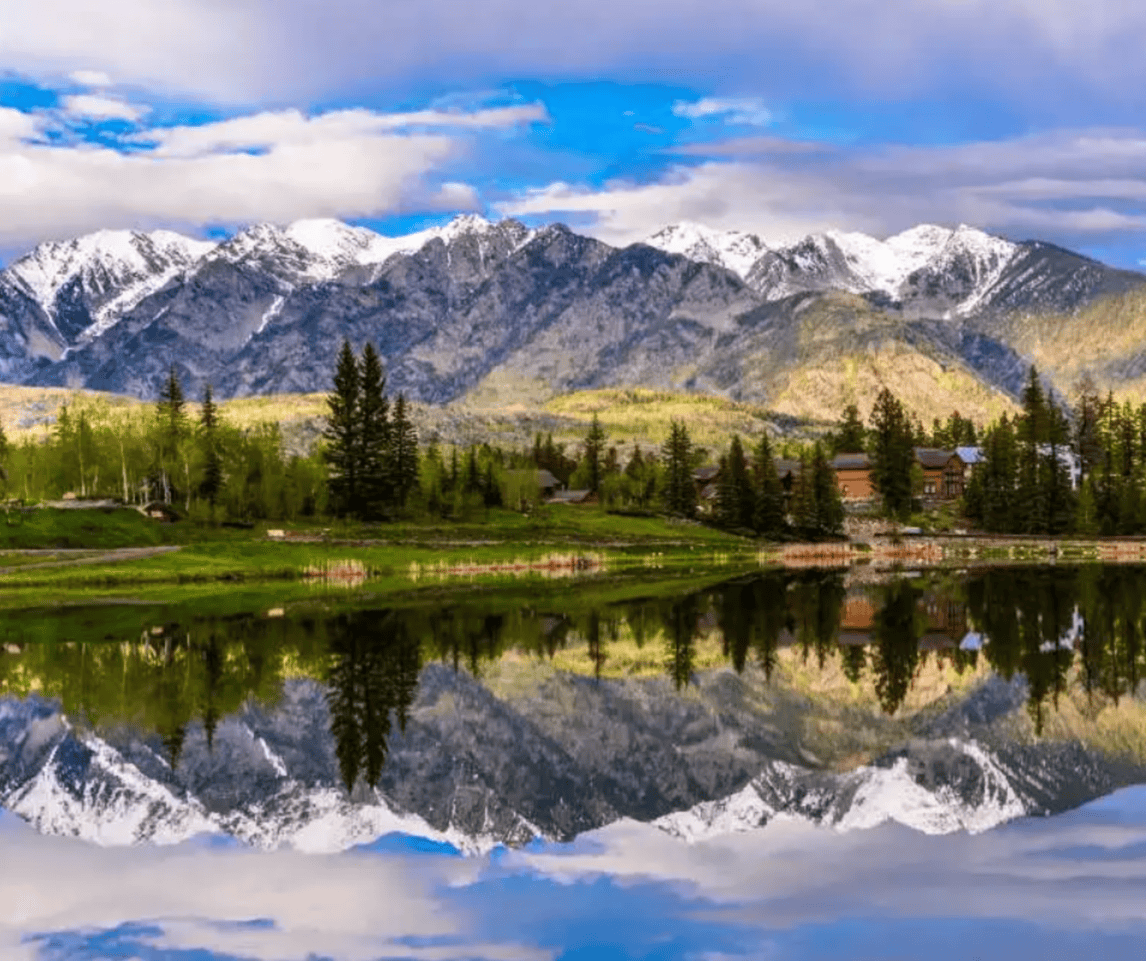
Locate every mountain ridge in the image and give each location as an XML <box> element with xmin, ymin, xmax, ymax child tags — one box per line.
<box><xmin>1</xmin><ymin>215</ymin><xmax>1144</xmax><ymax>422</ymax></box>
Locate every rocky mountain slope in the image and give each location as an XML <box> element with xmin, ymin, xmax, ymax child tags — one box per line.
<box><xmin>0</xmin><ymin>215</ymin><xmax>1142</xmax><ymax>420</ymax></box>
<box><xmin>1</xmin><ymin>657</ymin><xmax>1141</xmax><ymax>854</ymax></box>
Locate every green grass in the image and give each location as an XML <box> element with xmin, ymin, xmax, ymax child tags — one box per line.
<box><xmin>0</xmin><ymin>508</ymin><xmax>165</xmax><ymax>549</ymax></box>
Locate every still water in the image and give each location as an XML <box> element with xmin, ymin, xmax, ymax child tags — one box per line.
<box><xmin>3</xmin><ymin>564</ymin><xmax>1146</xmax><ymax>960</ymax></box>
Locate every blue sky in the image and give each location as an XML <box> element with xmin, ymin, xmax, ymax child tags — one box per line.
<box><xmin>1</xmin><ymin>0</ymin><xmax>1146</xmax><ymax>266</ymax></box>
<box><xmin>5</xmin><ymin>787</ymin><xmax>1146</xmax><ymax>961</ymax></box>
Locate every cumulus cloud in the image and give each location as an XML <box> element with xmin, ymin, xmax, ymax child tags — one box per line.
<box><xmin>672</xmin><ymin>97</ymin><xmax>773</xmax><ymax>126</ymax></box>
<box><xmin>495</xmin><ymin>128</ymin><xmax>1146</xmax><ymax>257</ymax></box>
<box><xmin>0</xmin><ymin>101</ymin><xmax>546</xmax><ymax>246</ymax></box>
<box><xmin>3</xmin><ymin>0</ymin><xmax>1146</xmax><ymax>113</ymax></box>
<box><xmin>60</xmin><ymin>93</ymin><xmax>149</xmax><ymax>122</ymax></box>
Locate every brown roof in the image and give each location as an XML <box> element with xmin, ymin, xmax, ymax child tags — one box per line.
<box><xmin>831</xmin><ymin>452</ymin><xmax>870</xmax><ymax>470</ymax></box>
<box><xmin>693</xmin><ymin>465</ymin><xmax>721</xmax><ymax>483</ymax></box>
<box><xmin>914</xmin><ymin>447</ymin><xmax>962</xmax><ymax>469</ymax></box>
<box><xmin>536</xmin><ymin>469</ymin><xmax>560</xmax><ymax>489</ymax></box>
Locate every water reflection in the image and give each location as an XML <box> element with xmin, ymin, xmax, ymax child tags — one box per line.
<box><xmin>3</xmin><ymin>566</ymin><xmax>1146</xmax><ymax>794</ymax></box>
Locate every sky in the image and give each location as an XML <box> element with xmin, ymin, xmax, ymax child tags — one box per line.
<box><xmin>1</xmin><ymin>1</ymin><xmax>1146</xmax><ymax>266</ymax></box>
<box><xmin>4</xmin><ymin>787</ymin><xmax>1146</xmax><ymax>961</ymax></box>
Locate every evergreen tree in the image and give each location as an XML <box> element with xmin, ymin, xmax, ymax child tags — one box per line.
<box><xmin>583</xmin><ymin>413</ymin><xmax>606</xmax><ymax>494</ymax></box>
<box><xmin>323</xmin><ymin>340</ymin><xmax>362</xmax><ymax>517</ymax></box>
<box><xmin>357</xmin><ymin>343</ymin><xmax>390</xmax><ymax>518</ymax></box>
<box><xmin>868</xmin><ymin>388</ymin><xmax>915</xmax><ymax>519</ymax></box>
<box><xmin>391</xmin><ymin>394</ymin><xmax>418</xmax><ymax>507</ymax></box>
<box><xmin>1074</xmin><ymin>373</ymin><xmax>1103</xmax><ymax>480</ymax></box>
<box><xmin>832</xmin><ymin>404</ymin><xmax>867</xmax><ymax>454</ymax></box>
<box><xmin>980</xmin><ymin>415</ymin><xmax>1019</xmax><ymax>532</ymax></box>
<box><xmin>811</xmin><ymin>441</ymin><xmax>845</xmax><ymax>537</ymax></box>
<box><xmin>789</xmin><ymin>455</ymin><xmax>817</xmax><ymax>539</ymax></box>
<box><xmin>661</xmin><ymin>420</ymin><xmax>696</xmax><ymax>517</ymax></box>
<box><xmin>751</xmin><ymin>432</ymin><xmax>785</xmax><ymax>538</ymax></box>
<box><xmin>156</xmin><ymin>365</ymin><xmax>188</xmax><ymax>505</ymax></box>
<box><xmin>199</xmin><ymin>384</ymin><xmax>223</xmax><ymax>508</ymax></box>
<box><xmin>715</xmin><ymin>435</ymin><xmax>753</xmax><ymax>529</ymax></box>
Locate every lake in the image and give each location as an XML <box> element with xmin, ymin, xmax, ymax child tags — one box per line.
<box><xmin>3</xmin><ymin>563</ymin><xmax>1146</xmax><ymax>959</ymax></box>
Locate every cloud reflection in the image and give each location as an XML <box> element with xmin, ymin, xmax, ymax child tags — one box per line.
<box><xmin>4</xmin><ymin>787</ymin><xmax>1146</xmax><ymax>960</ymax></box>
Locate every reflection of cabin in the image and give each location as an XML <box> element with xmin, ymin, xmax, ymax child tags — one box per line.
<box><xmin>547</xmin><ymin>489</ymin><xmax>597</xmax><ymax>506</ymax></box>
<box><xmin>830</xmin><ymin>453</ymin><xmax>874</xmax><ymax>501</ymax></box>
<box><xmin>838</xmin><ymin>590</ymin><xmax>876</xmax><ymax>645</ymax></box>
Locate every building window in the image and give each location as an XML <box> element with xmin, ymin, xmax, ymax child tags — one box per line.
<box><xmin>925</xmin><ymin>480</ymin><xmax>936</xmax><ymax>494</ymax></box>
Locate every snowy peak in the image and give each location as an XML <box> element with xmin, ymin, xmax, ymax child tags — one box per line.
<box><xmin>6</xmin><ymin>229</ymin><xmax>215</xmax><ymax>308</ymax></box>
<box><xmin>735</xmin><ymin>222</ymin><xmax>1022</xmax><ymax>312</ymax></box>
<box><xmin>643</xmin><ymin>221</ymin><xmax>772</xmax><ymax>279</ymax></box>
<box><xmin>207</xmin><ymin>214</ymin><xmax>533</xmax><ymax>283</ymax></box>
<box><xmin>3</xmin><ymin>228</ymin><xmax>216</xmax><ymax>344</ymax></box>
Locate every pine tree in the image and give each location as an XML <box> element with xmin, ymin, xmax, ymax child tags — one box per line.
<box><xmin>789</xmin><ymin>455</ymin><xmax>817</xmax><ymax>539</ymax></box>
<box><xmin>661</xmin><ymin>420</ymin><xmax>696</xmax><ymax>517</ymax></box>
<box><xmin>751</xmin><ymin>433</ymin><xmax>785</xmax><ymax>538</ymax></box>
<box><xmin>323</xmin><ymin>340</ymin><xmax>362</xmax><ymax>517</ymax></box>
<box><xmin>811</xmin><ymin>441</ymin><xmax>845</xmax><ymax>537</ymax></box>
<box><xmin>832</xmin><ymin>404</ymin><xmax>867</xmax><ymax>454</ymax></box>
<box><xmin>391</xmin><ymin>394</ymin><xmax>418</xmax><ymax>506</ymax></box>
<box><xmin>358</xmin><ymin>343</ymin><xmax>390</xmax><ymax>518</ymax></box>
<box><xmin>199</xmin><ymin>383</ymin><xmax>223</xmax><ymax>508</ymax></box>
<box><xmin>156</xmin><ymin>365</ymin><xmax>188</xmax><ymax>505</ymax></box>
<box><xmin>869</xmin><ymin>388</ymin><xmax>914</xmax><ymax>519</ymax></box>
<box><xmin>583</xmin><ymin>413</ymin><xmax>606</xmax><ymax>494</ymax></box>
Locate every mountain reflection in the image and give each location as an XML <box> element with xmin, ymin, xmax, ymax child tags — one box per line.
<box><xmin>3</xmin><ymin>566</ymin><xmax>1146</xmax><ymax>792</ymax></box>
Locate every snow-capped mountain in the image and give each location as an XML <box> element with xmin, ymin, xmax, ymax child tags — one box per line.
<box><xmin>739</xmin><ymin>223</ymin><xmax>1020</xmax><ymax>314</ymax></box>
<box><xmin>643</xmin><ymin>221</ymin><xmax>772</xmax><ymax>279</ymax></box>
<box><xmin>2</xmin><ymin>214</ymin><xmax>1145</xmax><ymax>411</ymax></box>
<box><xmin>4</xmin><ymin>229</ymin><xmax>216</xmax><ymax>345</ymax></box>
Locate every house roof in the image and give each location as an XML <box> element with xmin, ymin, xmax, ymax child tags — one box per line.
<box><xmin>914</xmin><ymin>447</ymin><xmax>962</xmax><ymax>469</ymax></box>
<box><xmin>536</xmin><ymin>469</ymin><xmax>559</xmax><ymax>489</ymax></box>
<box><xmin>693</xmin><ymin>465</ymin><xmax>721</xmax><ymax>482</ymax></box>
<box><xmin>831</xmin><ymin>452</ymin><xmax>870</xmax><ymax>470</ymax></box>
<box><xmin>548</xmin><ymin>489</ymin><xmax>594</xmax><ymax>504</ymax></box>
<box><xmin>956</xmin><ymin>445</ymin><xmax>984</xmax><ymax>464</ymax></box>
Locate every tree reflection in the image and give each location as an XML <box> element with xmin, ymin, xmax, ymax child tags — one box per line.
<box><xmin>326</xmin><ymin>610</ymin><xmax>422</xmax><ymax>793</ymax></box>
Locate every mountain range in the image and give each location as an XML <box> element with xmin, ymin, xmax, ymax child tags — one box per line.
<box><xmin>1</xmin><ymin>214</ymin><xmax>1144</xmax><ymax>424</ymax></box>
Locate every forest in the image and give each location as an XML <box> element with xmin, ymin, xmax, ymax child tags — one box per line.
<box><xmin>2</xmin><ymin>341</ymin><xmax>1146</xmax><ymax>540</ymax></box>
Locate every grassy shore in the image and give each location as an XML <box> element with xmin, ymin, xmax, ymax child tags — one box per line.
<box><xmin>0</xmin><ymin>504</ymin><xmax>756</xmax><ymax>592</ymax></box>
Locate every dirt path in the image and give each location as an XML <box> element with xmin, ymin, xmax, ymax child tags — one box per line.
<box><xmin>0</xmin><ymin>545</ymin><xmax>182</xmax><ymax>575</ymax></box>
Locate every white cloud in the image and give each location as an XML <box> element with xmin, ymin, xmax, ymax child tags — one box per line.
<box><xmin>68</xmin><ymin>69</ymin><xmax>112</xmax><ymax>88</ymax></box>
<box><xmin>132</xmin><ymin>104</ymin><xmax>548</xmax><ymax>159</ymax></box>
<box><xmin>3</xmin><ymin>1</ymin><xmax>1146</xmax><ymax>110</ymax></box>
<box><xmin>0</xmin><ymin>108</ymin><xmax>42</xmax><ymax>147</ymax></box>
<box><xmin>672</xmin><ymin>97</ymin><xmax>773</xmax><ymax>126</ymax></box>
<box><xmin>496</xmin><ymin>128</ymin><xmax>1146</xmax><ymax>253</ymax></box>
<box><xmin>0</xmin><ymin>102</ymin><xmax>535</xmax><ymax>246</ymax></box>
<box><xmin>61</xmin><ymin>93</ymin><xmax>149</xmax><ymax>122</ymax></box>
